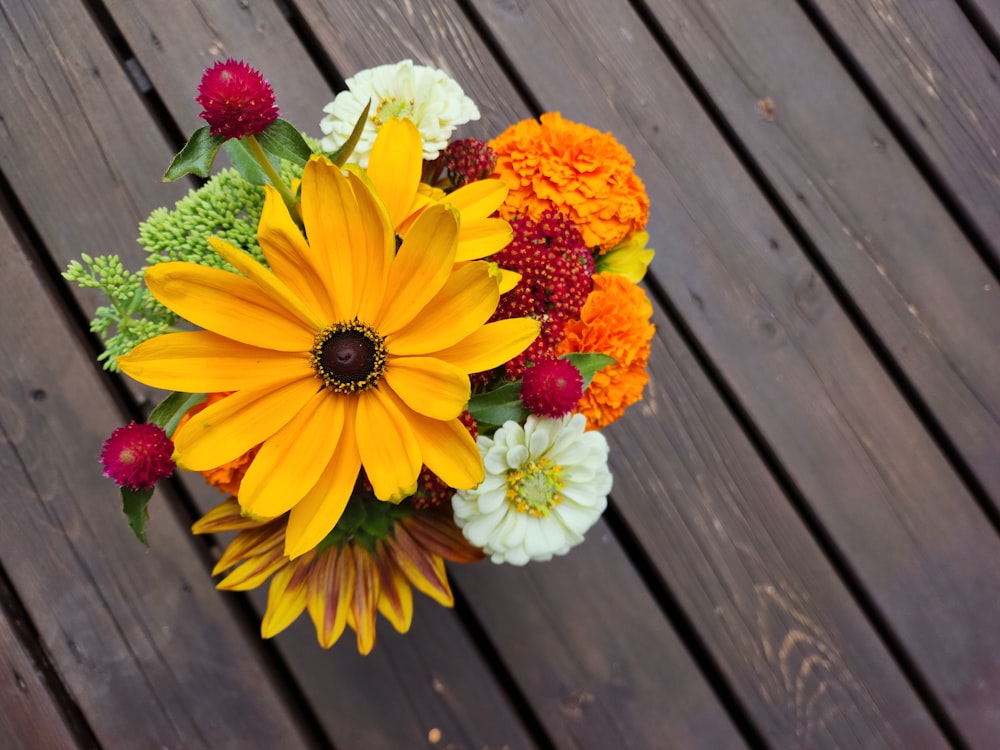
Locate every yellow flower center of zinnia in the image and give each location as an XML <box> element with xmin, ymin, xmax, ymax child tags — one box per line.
<box><xmin>310</xmin><ymin>320</ymin><xmax>387</xmax><ymax>394</ymax></box>
<box><xmin>506</xmin><ymin>458</ymin><xmax>564</xmax><ymax>517</ymax></box>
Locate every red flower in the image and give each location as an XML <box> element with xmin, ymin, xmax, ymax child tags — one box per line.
<box><xmin>100</xmin><ymin>422</ymin><xmax>176</xmax><ymax>490</ymax></box>
<box><xmin>196</xmin><ymin>59</ymin><xmax>279</xmax><ymax>139</ymax></box>
<box><xmin>440</xmin><ymin>139</ymin><xmax>497</xmax><ymax>187</ymax></box>
<box><xmin>520</xmin><ymin>358</ymin><xmax>584</xmax><ymax>418</ymax></box>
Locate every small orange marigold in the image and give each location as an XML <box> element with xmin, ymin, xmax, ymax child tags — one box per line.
<box><xmin>489</xmin><ymin>112</ymin><xmax>649</xmax><ymax>252</ymax></box>
<box><xmin>556</xmin><ymin>272</ymin><xmax>655</xmax><ymax>429</ymax></box>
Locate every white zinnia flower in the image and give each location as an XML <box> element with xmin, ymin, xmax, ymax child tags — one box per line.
<box><xmin>319</xmin><ymin>59</ymin><xmax>480</xmax><ymax>166</ymax></box>
<box><xmin>452</xmin><ymin>414</ymin><xmax>612</xmax><ymax>565</ymax></box>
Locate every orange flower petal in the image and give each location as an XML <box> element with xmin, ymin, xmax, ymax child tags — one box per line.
<box><xmin>367</xmin><ymin>118</ymin><xmax>422</xmax><ymax>229</ymax></box>
<box><xmin>355</xmin><ymin>388</ymin><xmax>421</xmax><ymax>502</ymax></box>
<box><xmin>427</xmin><ymin>318</ymin><xmax>541</xmax><ymax>374</ymax></box>
<box><xmin>383</xmin><ymin>356</ymin><xmax>470</xmax><ymax>421</ymax></box>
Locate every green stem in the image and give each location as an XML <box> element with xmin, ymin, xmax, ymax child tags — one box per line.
<box><xmin>244</xmin><ymin>134</ymin><xmax>302</xmax><ymax>226</ymax></box>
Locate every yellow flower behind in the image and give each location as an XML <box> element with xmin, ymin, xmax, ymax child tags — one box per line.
<box><xmin>119</xmin><ymin>156</ymin><xmax>539</xmax><ymax>558</ymax></box>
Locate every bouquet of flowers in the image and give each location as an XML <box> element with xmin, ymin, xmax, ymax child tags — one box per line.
<box><xmin>65</xmin><ymin>59</ymin><xmax>655</xmax><ymax>653</ymax></box>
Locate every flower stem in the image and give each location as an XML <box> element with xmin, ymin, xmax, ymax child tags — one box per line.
<box><xmin>244</xmin><ymin>134</ymin><xmax>302</xmax><ymax>226</ymax></box>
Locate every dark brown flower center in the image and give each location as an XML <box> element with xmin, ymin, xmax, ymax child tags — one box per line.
<box><xmin>310</xmin><ymin>321</ymin><xmax>387</xmax><ymax>393</ymax></box>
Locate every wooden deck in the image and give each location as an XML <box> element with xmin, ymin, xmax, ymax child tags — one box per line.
<box><xmin>2</xmin><ymin>0</ymin><xmax>998</xmax><ymax>748</ymax></box>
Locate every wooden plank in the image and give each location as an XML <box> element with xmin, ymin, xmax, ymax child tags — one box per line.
<box><xmin>0</xmin><ymin>205</ymin><xmax>314</xmax><ymax>747</ymax></box>
<box><xmin>640</xmin><ymin>0</ymin><xmax>1000</xmax><ymax>530</ymax></box>
<box><xmin>102</xmin><ymin>0</ymin><xmax>334</xmax><ymax>134</ymax></box>
<box><xmin>0</xmin><ymin>2</ymin><xmax>544</xmax><ymax>747</ymax></box>
<box><xmin>466</xmin><ymin>0</ymin><xmax>1000</xmax><ymax>746</ymax></box>
<box><xmin>0</xmin><ymin>578</ymin><xmax>81</xmax><ymax>750</ymax></box>
<box><xmin>802</xmin><ymin>0</ymin><xmax>1000</xmax><ymax>267</ymax></box>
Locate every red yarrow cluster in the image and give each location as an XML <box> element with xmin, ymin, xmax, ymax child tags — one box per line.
<box><xmin>100</xmin><ymin>422</ymin><xmax>176</xmax><ymax>490</ymax></box>
<box><xmin>196</xmin><ymin>59</ymin><xmax>279</xmax><ymax>139</ymax></box>
<box><xmin>489</xmin><ymin>209</ymin><xmax>594</xmax><ymax>379</ymax></box>
<box><xmin>440</xmin><ymin>139</ymin><xmax>497</xmax><ymax>187</ymax></box>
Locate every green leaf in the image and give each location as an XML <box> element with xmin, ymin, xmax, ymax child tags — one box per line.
<box><xmin>163</xmin><ymin>126</ymin><xmax>225</xmax><ymax>181</ymax></box>
<box><xmin>560</xmin><ymin>352</ymin><xmax>616</xmax><ymax>390</ymax></box>
<box><xmin>255</xmin><ymin>118</ymin><xmax>314</xmax><ymax>166</ymax></box>
<box><xmin>224</xmin><ymin>139</ymin><xmax>270</xmax><ymax>185</ymax></box>
<box><xmin>328</xmin><ymin>100</ymin><xmax>371</xmax><ymax>167</ymax></box>
<box><xmin>147</xmin><ymin>391</ymin><xmax>206</xmax><ymax>438</ymax></box>
<box><xmin>121</xmin><ymin>486</ymin><xmax>155</xmax><ymax>545</ymax></box>
<box><xmin>468</xmin><ymin>381</ymin><xmax>530</xmax><ymax>431</ymax></box>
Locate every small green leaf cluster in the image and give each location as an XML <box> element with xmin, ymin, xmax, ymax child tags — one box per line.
<box><xmin>63</xmin><ymin>254</ymin><xmax>176</xmax><ymax>371</ymax></box>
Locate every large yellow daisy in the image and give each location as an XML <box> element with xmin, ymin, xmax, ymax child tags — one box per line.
<box><xmin>119</xmin><ymin>156</ymin><xmax>539</xmax><ymax>557</ymax></box>
<box><xmin>364</xmin><ymin>117</ymin><xmax>512</xmax><ymax>263</ymax></box>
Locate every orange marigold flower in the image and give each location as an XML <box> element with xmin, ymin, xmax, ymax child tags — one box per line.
<box><xmin>489</xmin><ymin>112</ymin><xmax>649</xmax><ymax>252</ymax></box>
<box><xmin>179</xmin><ymin>393</ymin><xmax>259</xmax><ymax>495</ymax></box>
<box><xmin>556</xmin><ymin>272</ymin><xmax>655</xmax><ymax>429</ymax></box>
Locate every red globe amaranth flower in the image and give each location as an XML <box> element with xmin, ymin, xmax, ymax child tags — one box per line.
<box><xmin>196</xmin><ymin>59</ymin><xmax>279</xmax><ymax>139</ymax></box>
<box><xmin>441</xmin><ymin>139</ymin><xmax>497</xmax><ymax>187</ymax></box>
<box><xmin>520</xmin><ymin>358</ymin><xmax>584</xmax><ymax>418</ymax></box>
<box><xmin>488</xmin><ymin>209</ymin><xmax>594</xmax><ymax>379</ymax></box>
<box><xmin>100</xmin><ymin>422</ymin><xmax>176</xmax><ymax>490</ymax></box>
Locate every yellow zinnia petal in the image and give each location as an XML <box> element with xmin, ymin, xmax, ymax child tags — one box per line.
<box><xmin>356</xmin><ymin>388</ymin><xmax>421</xmax><ymax>502</ymax></box>
<box><xmin>427</xmin><ymin>318</ymin><xmax>541</xmax><ymax>373</ymax></box>
<box><xmin>367</xmin><ymin>117</ymin><xmax>422</xmax><ymax>229</ymax></box>
<box><xmin>375</xmin><ymin>204</ymin><xmax>459</xmax><ymax>335</ymax></box>
<box><xmin>387</xmin><ymin>261</ymin><xmax>498</xmax><ymax>355</ymax></box>
<box><xmin>383</xmin><ymin>356</ymin><xmax>470</xmax><ymax>420</ymax></box>
<box><xmin>208</xmin><ymin>237</ymin><xmax>324</xmax><ymax>330</ymax></box>
<box><xmin>284</xmin><ymin>398</ymin><xmax>361</xmax><ymax>558</ymax></box>
<box><xmin>237</xmin><ymin>389</ymin><xmax>344</xmax><ymax>519</ymax></box>
<box><xmin>119</xmin><ymin>331</ymin><xmax>309</xmax><ymax>393</ymax></box>
<box><xmin>174</xmin><ymin>377</ymin><xmax>319</xmax><ymax>472</ymax></box>
<box><xmin>258</xmin><ymin>184</ymin><xmax>336</xmax><ymax>321</ymax></box>
<box><xmin>145</xmin><ymin>262</ymin><xmax>315</xmax><ymax>351</ymax></box>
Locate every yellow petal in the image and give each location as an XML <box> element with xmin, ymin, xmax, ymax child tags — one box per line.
<box><xmin>455</xmin><ymin>217</ymin><xmax>513</xmax><ymax>261</ymax></box>
<box><xmin>383</xmin><ymin>356</ymin><xmax>470</xmax><ymax>420</ymax></box>
<box><xmin>388</xmin><ymin>525</ymin><xmax>453</xmax><ymax>607</ymax></box>
<box><xmin>258</xmin><ymin>185</ymin><xmax>336</xmax><ymax>321</ymax></box>
<box><xmin>118</xmin><ymin>331</ymin><xmax>309</xmax><ymax>393</ymax></box>
<box><xmin>427</xmin><ymin>318</ymin><xmax>541</xmax><ymax>373</ymax></box>
<box><xmin>261</xmin><ymin>558</ymin><xmax>311</xmax><ymax>638</ymax></box>
<box><xmin>387</xmin><ymin>261</ymin><xmax>498</xmax><ymax>355</ymax></box>
<box><xmin>174</xmin><ymin>377</ymin><xmax>319</xmax><ymax>471</ymax></box>
<box><xmin>446</xmin><ymin>178</ymin><xmax>508</xmax><ymax>219</ymax></box>
<box><xmin>207</xmin><ymin>237</ymin><xmax>325</xmax><ymax>330</ymax></box>
<box><xmin>346</xmin><ymin>170</ymin><xmax>394</xmax><ymax>322</ymax></box>
<box><xmin>367</xmin><ymin>118</ymin><xmax>422</xmax><ymax>229</ymax></box>
<box><xmin>145</xmin><ymin>262</ymin><xmax>316</xmax><ymax>351</ymax></box>
<box><xmin>375</xmin><ymin>204</ymin><xmax>459</xmax><ymax>335</ymax></box>
<box><xmin>374</xmin><ymin>539</ymin><xmax>414</xmax><ymax>633</ymax></box>
<box><xmin>349</xmin><ymin>546</ymin><xmax>380</xmax><ymax>655</ymax></box>
<box><xmin>237</xmin><ymin>390</ymin><xmax>343</xmax><ymax>519</ymax></box>
<box><xmin>217</xmin><ymin>546</ymin><xmax>286</xmax><ymax>591</ymax></box>
<box><xmin>307</xmin><ymin>547</ymin><xmax>352</xmax><ymax>648</ymax></box>
<box><xmin>355</xmin><ymin>388</ymin><xmax>421</xmax><ymax>502</ymax></box>
<box><xmin>300</xmin><ymin>157</ymin><xmax>372</xmax><ymax>321</ymax></box>
<box><xmin>403</xmin><ymin>514</ymin><xmax>484</xmax><ymax>564</ymax></box>
<box><xmin>284</xmin><ymin>398</ymin><xmax>361</xmax><ymax>558</ymax></box>
<box><xmin>211</xmin><ymin>524</ymin><xmax>285</xmax><ymax>576</ymax></box>
<box><xmin>397</xmin><ymin>403</ymin><xmax>484</xmax><ymax>490</ymax></box>
<box><xmin>192</xmin><ymin>498</ymin><xmax>263</xmax><ymax>535</ymax></box>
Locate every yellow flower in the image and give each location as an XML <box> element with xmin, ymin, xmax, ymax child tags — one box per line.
<box><xmin>364</xmin><ymin>117</ymin><xmax>512</xmax><ymax>263</ymax></box>
<box><xmin>193</xmin><ymin>498</ymin><xmax>484</xmax><ymax>653</ymax></box>
<box><xmin>119</xmin><ymin>156</ymin><xmax>539</xmax><ymax>557</ymax></box>
<box><xmin>595</xmin><ymin>231</ymin><xmax>654</xmax><ymax>283</ymax></box>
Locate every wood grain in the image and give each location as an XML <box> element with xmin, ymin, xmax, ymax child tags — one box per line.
<box><xmin>0</xmin><ymin>576</ymin><xmax>81</xmax><ymax>750</ymax></box>
<box><xmin>468</xmin><ymin>0</ymin><xmax>1000</xmax><ymax>745</ymax></box>
<box><xmin>639</xmin><ymin>0</ymin><xmax>1000</xmax><ymax>536</ymax></box>
<box><xmin>803</xmin><ymin>0</ymin><xmax>1000</xmax><ymax>267</ymax></box>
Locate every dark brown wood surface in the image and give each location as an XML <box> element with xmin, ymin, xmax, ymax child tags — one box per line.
<box><xmin>1</xmin><ymin>0</ymin><xmax>998</xmax><ymax>748</ymax></box>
